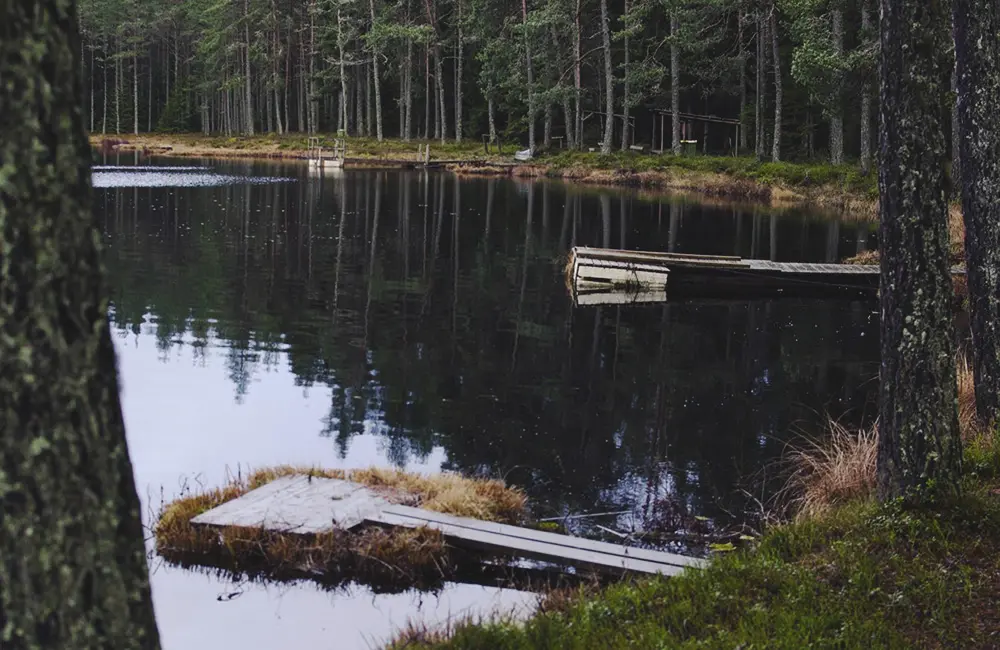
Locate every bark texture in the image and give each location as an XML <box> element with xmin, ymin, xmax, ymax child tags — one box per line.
<box><xmin>953</xmin><ymin>0</ymin><xmax>1000</xmax><ymax>427</ymax></box>
<box><xmin>876</xmin><ymin>0</ymin><xmax>962</xmax><ymax>500</ymax></box>
<box><xmin>0</xmin><ymin>0</ymin><xmax>160</xmax><ymax>648</ymax></box>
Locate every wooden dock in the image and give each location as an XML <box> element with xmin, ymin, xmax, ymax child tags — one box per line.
<box><xmin>569</xmin><ymin>246</ymin><xmax>881</xmax><ymax>300</ymax></box>
<box><xmin>191</xmin><ymin>475</ymin><xmax>702</xmax><ymax>577</ymax></box>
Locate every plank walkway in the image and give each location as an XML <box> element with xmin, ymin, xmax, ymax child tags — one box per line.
<box><xmin>569</xmin><ymin>246</ymin><xmax>883</xmax><ymax>300</ymax></box>
<box><xmin>191</xmin><ymin>475</ymin><xmax>702</xmax><ymax>576</ymax></box>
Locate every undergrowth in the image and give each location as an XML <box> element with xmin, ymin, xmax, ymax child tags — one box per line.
<box><xmin>396</xmin><ymin>475</ymin><xmax>1000</xmax><ymax>649</ymax></box>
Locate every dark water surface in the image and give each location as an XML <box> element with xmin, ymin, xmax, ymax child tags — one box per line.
<box><xmin>97</xmin><ymin>157</ymin><xmax>880</xmax><ymax>647</ymax></box>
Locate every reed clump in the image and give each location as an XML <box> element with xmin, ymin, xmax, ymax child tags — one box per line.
<box><xmin>784</xmin><ymin>359</ymin><xmax>982</xmax><ymax>518</ymax></box>
<box><xmin>154</xmin><ymin>466</ymin><xmax>526</xmax><ymax>590</ymax></box>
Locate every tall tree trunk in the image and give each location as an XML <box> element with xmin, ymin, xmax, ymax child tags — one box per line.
<box><xmin>671</xmin><ymin>13</ymin><xmax>680</xmax><ymax>155</ymax></box>
<box><xmin>953</xmin><ymin>0</ymin><xmax>1000</xmax><ymax>427</ymax></box>
<box><xmin>404</xmin><ymin>35</ymin><xmax>413</xmax><ymax>140</ymax></box>
<box><xmin>860</xmin><ymin>0</ymin><xmax>872</xmax><ymax>173</ymax></box>
<box><xmin>488</xmin><ymin>94</ymin><xmax>497</xmax><ymax>143</ymax></box>
<box><xmin>89</xmin><ymin>46</ymin><xmax>95</xmax><ymax>132</ymax></box>
<box><xmin>337</xmin><ymin>7</ymin><xmax>349</xmax><ymax>136</ymax></box>
<box><xmin>245</xmin><ymin>0</ymin><xmax>255</xmax><ymax>135</ymax></box>
<box><xmin>424</xmin><ymin>46</ymin><xmax>430</xmax><ymax>139</ymax></box>
<box><xmin>434</xmin><ymin>45</ymin><xmax>445</xmax><ymax>142</ymax></box>
<box><xmin>755</xmin><ymin>9</ymin><xmax>765</xmax><ymax>160</ymax></box>
<box><xmin>563</xmin><ymin>97</ymin><xmax>574</xmax><ymax>148</ymax></box>
<box><xmin>830</xmin><ymin>8</ymin><xmax>844</xmax><ymax>164</ymax></box>
<box><xmin>877</xmin><ymin>0</ymin><xmax>962</xmax><ymax>499</ymax></box>
<box><xmin>102</xmin><ymin>40</ymin><xmax>108</xmax><ymax>133</ymax></box>
<box><xmin>620</xmin><ymin>0</ymin><xmax>630</xmax><ymax>151</ymax></box>
<box><xmin>574</xmin><ymin>0</ymin><xmax>582</xmax><ymax>147</ymax></box>
<box><xmin>0</xmin><ymin>1</ymin><xmax>160</xmax><ymax>646</ymax></box>
<box><xmin>770</xmin><ymin>6</ymin><xmax>782</xmax><ymax>162</ymax></box>
<box><xmin>297</xmin><ymin>38</ymin><xmax>305</xmax><ymax>131</ymax></box>
<box><xmin>600</xmin><ymin>0</ymin><xmax>613</xmax><ymax>154</ymax></box>
<box><xmin>454</xmin><ymin>0</ymin><xmax>463</xmax><ymax>142</ymax></box>
<box><xmin>365</xmin><ymin>61</ymin><xmax>373</xmax><ymax>136</ymax></box>
<box><xmin>952</xmin><ymin>67</ymin><xmax>961</xmax><ymax>186</ymax></box>
<box><xmin>523</xmin><ymin>0</ymin><xmax>535</xmax><ymax>153</ymax></box>
<box><xmin>115</xmin><ymin>39</ymin><xmax>120</xmax><ymax>134</ymax></box>
<box><xmin>309</xmin><ymin>0</ymin><xmax>317</xmax><ymax>134</ymax></box>
<box><xmin>369</xmin><ymin>0</ymin><xmax>383</xmax><ymax>140</ymax></box>
<box><xmin>132</xmin><ymin>48</ymin><xmax>138</xmax><ymax>135</ymax></box>
<box><xmin>739</xmin><ymin>11</ymin><xmax>747</xmax><ymax>152</ymax></box>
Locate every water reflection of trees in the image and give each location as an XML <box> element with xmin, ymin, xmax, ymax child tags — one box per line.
<box><xmin>100</xmin><ymin>171</ymin><xmax>880</xmax><ymax>527</ymax></box>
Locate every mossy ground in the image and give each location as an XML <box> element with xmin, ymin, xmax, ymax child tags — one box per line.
<box><xmin>395</xmin><ymin>458</ymin><xmax>1000</xmax><ymax>649</ymax></box>
<box><xmin>153</xmin><ymin>465</ymin><xmax>526</xmax><ymax>592</ymax></box>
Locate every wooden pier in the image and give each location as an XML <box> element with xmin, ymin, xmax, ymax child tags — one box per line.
<box><xmin>569</xmin><ymin>246</ymin><xmax>881</xmax><ymax>300</ymax></box>
<box><xmin>191</xmin><ymin>475</ymin><xmax>702</xmax><ymax>576</ymax></box>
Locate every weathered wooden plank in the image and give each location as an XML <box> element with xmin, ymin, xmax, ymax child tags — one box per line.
<box><xmin>574</xmin><ymin>289</ymin><xmax>668</xmax><ymax>306</ymax></box>
<box><xmin>188</xmin><ymin>476</ymin><xmax>705</xmax><ymax>576</ymax></box>
<box><xmin>190</xmin><ymin>475</ymin><xmax>387</xmax><ymax>533</ymax></box>
<box><xmin>378</xmin><ymin>505</ymin><xmax>703</xmax><ymax>570</ymax></box>
<box><xmin>375</xmin><ymin>507</ymin><xmax>695</xmax><ymax>576</ymax></box>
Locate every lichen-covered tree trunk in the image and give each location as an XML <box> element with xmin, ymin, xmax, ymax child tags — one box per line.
<box><xmin>876</xmin><ymin>0</ymin><xmax>962</xmax><ymax>500</ymax></box>
<box><xmin>953</xmin><ymin>0</ymin><xmax>1000</xmax><ymax>427</ymax></box>
<box><xmin>0</xmin><ymin>1</ymin><xmax>161</xmax><ymax>647</ymax></box>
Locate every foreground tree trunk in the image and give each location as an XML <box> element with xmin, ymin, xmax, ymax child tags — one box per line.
<box><xmin>0</xmin><ymin>1</ymin><xmax>160</xmax><ymax>647</ymax></box>
<box><xmin>877</xmin><ymin>0</ymin><xmax>962</xmax><ymax>500</ymax></box>
<box><xmin>953</xmin><ymin>0</ymin><xmax>1000</xmax><ymax>427</ymax></box>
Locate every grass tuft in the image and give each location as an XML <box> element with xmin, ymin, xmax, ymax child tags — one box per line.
<box><xmin>783</xmin><ymin>421</ymin><xmax>878</xmax><ymax>519</ymax></box>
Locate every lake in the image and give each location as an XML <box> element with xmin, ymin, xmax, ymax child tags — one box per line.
<box><xmin>95</xmin><ymin>157</ymin><xmax>881</xmax><ymax>648</ymax></box>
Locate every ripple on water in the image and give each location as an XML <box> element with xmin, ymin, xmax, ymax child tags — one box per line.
<box><xmin>92</xmin><ymin>171</ymin><xmax>294</xmax><ymax>188</ymax></box>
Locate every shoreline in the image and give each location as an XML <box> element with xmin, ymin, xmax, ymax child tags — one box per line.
<box><xmin>91</xmin><ymin>134</ymin><xmax>878</xmax><ymax>219</ymax></box>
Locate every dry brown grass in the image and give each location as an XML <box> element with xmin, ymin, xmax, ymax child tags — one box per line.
<box><xmin>154</xmin><ymin>466</ymin><xmax>526</xmax><ymax>590</ymax></box>
<box><xmin>783</xmin><ymin>421</ymin><xmax>879</xmax><ymax>518</ymax></box>
<box><xmin>785</xmin><ymin>360</ymin><xmax>982</xmax><ymax>518</ymax></box>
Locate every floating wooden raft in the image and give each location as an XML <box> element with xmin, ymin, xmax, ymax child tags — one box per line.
<box><xmin>568</xmin><ymin>246</ymin><xmax>881</xmax><ymax>300</ymax></box>
<box><xmin>191</xmin><ymin>475</ymin><xmax>702</xmax><ymax>576</ymax></box>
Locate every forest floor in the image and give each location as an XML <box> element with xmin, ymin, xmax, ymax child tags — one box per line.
<box><xmin>393</xmin><ymin>432</ymin><xmax>1000</xmax><ymax>650</ymax></box>
<box><xmin>90</xmin><ymin>133</ymin><xmax>879</xmax><ymax>217</ymax></box>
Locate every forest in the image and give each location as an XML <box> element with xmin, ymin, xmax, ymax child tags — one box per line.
<box><xmin>78</xmin><ymin>0</ymin><xmax>877</xmax><ymax>165</ymax></box>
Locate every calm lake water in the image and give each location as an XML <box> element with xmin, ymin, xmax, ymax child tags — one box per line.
<box><xmin>95</xmin><ymin>156</ymin><xmax>880</xmax><ymax>648</ymax></box>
